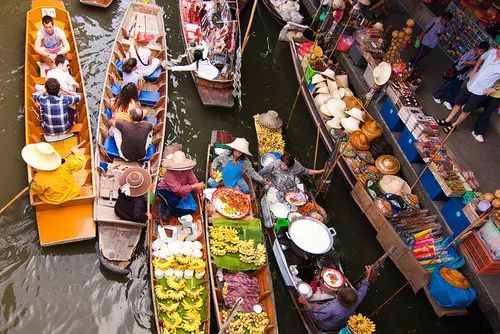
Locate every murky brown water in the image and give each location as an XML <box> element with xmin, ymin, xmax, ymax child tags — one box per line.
<box><xmin>0</xmin><ymin>0</ymin><xmax>492</xmax><ymax>333</ymax></box>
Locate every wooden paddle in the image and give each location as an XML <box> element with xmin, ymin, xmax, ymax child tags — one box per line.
<box><xmin>218</xmin><ymin>297</ymin><xmax>243</xmax><ymax>334</ymax></box>
<box><xmin>0</xmin><ymin>140</ymin><xmax>86</xmax><ymax>215</ymax></box>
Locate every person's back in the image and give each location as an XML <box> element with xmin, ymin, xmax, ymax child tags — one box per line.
<box><xmin>46</xmin><ymin>55</ymin><xmax>78</xmax><ymax>94</ymax></box>
<box><xmin>33</xmin><ymin>78</ymin><xmax>81</xmax><ymax>135</ymax></box>
<box><xmin>122</xmin><ymin>58</ymin><xmax>143</xmax><ymax>87</ymax></box>
<box><xmin>114</xmin><ymin>108</ymin><xmax>153</xmax><ymax>161</ymax></box>
<box><xmin>31</xmin><ymin>154</ymin><xmax>84</xmax><ymax>205</ymax></box>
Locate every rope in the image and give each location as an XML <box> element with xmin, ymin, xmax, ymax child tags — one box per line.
<box><xmin>369</xmin><ymin>282</ymin><xmax>409</xmax><ymax>318</ymax></box>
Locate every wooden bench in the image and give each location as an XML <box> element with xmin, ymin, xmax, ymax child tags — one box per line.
<box><xmin>32</xmin><ymin>123</ymin><xmax>83</xmax><ymax>137</ymax></box>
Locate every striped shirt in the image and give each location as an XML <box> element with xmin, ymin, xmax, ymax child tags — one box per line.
<box><xmin>33</xmin><ymin>93</ymin><xmax>81</xmax><ymax>135</ymax></box>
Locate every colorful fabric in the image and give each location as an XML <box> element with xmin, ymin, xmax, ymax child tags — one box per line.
<box><xmin>33</xmin><ymin>92</ymin><xmax>81</xmax><ymax>135</ymax></box>
<box><xmin>211</xmin><ymin>154</ymin><xmax>263</xmax><ymax>183</ymax></box>
<box><xmin>157</xmin><ymin>169</ymin><xmax>198</xmax><ymax>198</ymax></box>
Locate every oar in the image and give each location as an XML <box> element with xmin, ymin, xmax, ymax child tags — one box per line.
<box><xmin>241</xmin><ymin>0</ymin><xmax>259</xmax><ymax>54</ymax></box>
<box><xmin>0</xmin><ymin>140</ymin><xmax>87</xmax><ymax>215</ymax></box>
<box><xmin>218</xmin><ymin>297</ymin><xmax>243</xmax><ymax>334</ymax></box>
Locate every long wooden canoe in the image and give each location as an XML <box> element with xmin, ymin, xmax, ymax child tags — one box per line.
<box><xmin>178</xmin><ymin>0</ymin><xmax>241</xmax><ymax>108</ymax></box>
<box><xmin>148</xmin><ymin>156</ymin><xmax>211</xmax><ymax>334</ymax></box>
<box><xmin>93</xmin><ymin>2</ymin><xmax>168</xmax><ymax>275</ymax></box>
<box><xmin>25</xmin><ymin>0</ymin><xmax>96</xmax><ymax>246</ymax></box>
<box><xmin>80</xmin><ymin>0</ymin><xmax>113</xmax><ymax>8</ymax></box>
<box><xmin>205</xmin><ymin>130</ymin><xmax>279</xmax><ymax>333</ymax></box>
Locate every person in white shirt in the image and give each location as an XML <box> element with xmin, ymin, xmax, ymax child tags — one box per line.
<box><xmin>129</xmin><ymin>32</ymin><xmax>162</xmax><ymax>77</ymax></box>
<box><xmin>166</xmin><ymin>44</ymin><xmax>219</xmax><ymax>80</ymax></box>
<box><xmin>34</xmin><ymin>15</ymin><xmax>70</xmax><ymax>68</ymax></box>
<box><xmin>438</xmin><ymin>45</ymin><xmax>500</xmax><ymax>133</ymax></box>
<box><xmin>121</xmin><ymin>58</ymin><xmax>144</xmax><ymax>90</ymax></box>
<box><xmin>46</xmin><ymin>55</ymin><xmax>79</xmax><ymax>95</ymax></box>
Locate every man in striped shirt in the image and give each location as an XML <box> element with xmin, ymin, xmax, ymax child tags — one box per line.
<box><xmin>33</xmin><ymin>78</ymin><xmax>81</xmax><ymax>135</ymax></box>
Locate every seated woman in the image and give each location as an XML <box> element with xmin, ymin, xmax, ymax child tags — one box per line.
<box><xmin>260</xmin><ymin>152</ymin><xmax>324</xmax><ymax>192</ymax></box>
<box><xmin>208</xmin><ymin>138</ymin><xmax>266</xmax><ymax>194</ymax></box>
<box><xmin>114</xmin><ymin>166</ymin><xmax>152</xmax><ymax>223</ymax></box>
<box><xmin>157</xmin><ymin>150</ymin><xmax>205</xmax><ymax>217</ymax></box>
<box><xmin>166</xmin><ymin>42</ymin><xmax>219</xmax><ymax>80</ymax></box>
<box><xmin>129</xmin><ymin>32</ymin><xmax>163</xmax><ymax>77</ymax></box>
<box><xmin>111</xmin><ymin>82</ymin><xmax>140</xmax><ymax>121</ymax></box>
<box><xmin>121</xmin><ymin>58</ymin><xmax>144</xmax><ymax>90</ymax></box>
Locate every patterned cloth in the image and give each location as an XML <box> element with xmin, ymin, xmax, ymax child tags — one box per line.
<box><xmin>259</xmin><ymin>159</ymin><xmax>310</xmax><ymax>192</ymax></box>
<box><xmin>211</xmin><ymin>154</ymin><xmax>263</xmax><ymax>183</ymax></box>
<box><xmin>33</xmin><ymin>93</ymin><xmax>80</xmax><ymax>135</ymax></box>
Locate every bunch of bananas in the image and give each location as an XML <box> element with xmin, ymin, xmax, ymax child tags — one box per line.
<box><xmin>238</xmin><ymin>240</ymin><xmax>266</xmax><ymax>266</ymax></box>
<box><xmin>153</xmin><ymin>256</ymin><xmax>205</xmax><ymax>272</ymax></box>
<box><xmin>347</xmin><ymin>314</ymin><xmax>376</xmax><ymax>334</ymax></box>
<box><xmin>213</xmin><ymin>169</ymin><xmax>223</xmax><ymax>182</ymax></box>
<box><xmin>209</xmin><ymin>226</ymin><xmax>240</xmax><ymax>256</ymax></box>
<box><xmin>256</xmin><ymin>120</ymin><xmax>285</xmax><ymax>154</ymax></box>
<box><xmin>221</xmin><ymin>311</ymin><xmax>270</xmax><ymax>334</ymax></box>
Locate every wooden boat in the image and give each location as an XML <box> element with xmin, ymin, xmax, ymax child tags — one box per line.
<box><xmin>179</xmin><ymin>0</ymin><xmax>241</xmax><ymax>108</ymax></box>
<box><xmin>79</xmin><ymin>0</ymin><xmax>113</xmax><ymax>8</ymax></box>
<box><xmin>148</xmin><ymin>165</ymin><xmax>210</xmax><ymax>334</ymax></box>
<box><xmin>93</xmin><ymin>2</ymin><xmax>167</xmax><ymax>275</ymax></box>
<box><xmin>25</xmin><ymin>0</ymin><xmax>96</xmax><ymax>246</ymax></box>
<box><xmin>204</xmin><ymin>130</ymin><xmax>279</xmax><ymax>333</ymax></box>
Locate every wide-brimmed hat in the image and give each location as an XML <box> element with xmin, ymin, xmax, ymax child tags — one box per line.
<box><xmin>379</xmin><ymin>175</ymin><xmax>410</xmax><ymax>196</ymax></box>
<box><xmin>320</xmin><ymin>104</ymin><xmax>333</xmax><ymax>119</ymax></box>
<box><xmin>320</xmin><ymin>68</ymin><xmax>336</xmax><ymax>80</ymax></box>
<box><xmin>258</xmin><ymin>110</ymin><xmax>283</xmax><ymax>129</ymax></box>
<box><xmin>21</xmin><ymin>142</ymin><xmax>62</xmax><ymax>171</ymax></box>
<box><xmin>326</xmin><ymin>99</ymin><xmax>346</xmax><ymax>118</ymax></box>
<box><xmin>373</xmin><ymin>62</ymin><xmax>392</xmax><ymax>86</ymax></box>
<box><xmin>335</xmin><ymin>74</ymin><xmax>349</xmax><ymax>88</ymax></box>
<box><xmin>349</xmin><ymin>130</ymin><xmax>371</xmax><ymax>151</ymax></box>
<box><xmin>358</xmin><ymin>0</ymin><xmax>371</xmax><ymax>5</ymax></box>
<box><xmin>135</xmin><ymin>31</ymin><xmax>155</xmax><ymax>43</ymax></box>
<box><xmin>228</xmin><ymin>137</ymin><xmax>253</xmax><ymax>156</ymax></box>
<box><xmin>343</xmin><ymin>96</ymin><xmax>363</xmax><ymax>110</ymax></box>
<box><xmin>311</xmin><ymin>74</ymin><xmax>326</xmax><ymax>84</ymax></box>
<box><xmin>337</xmin><ymin>88</ymin><xmax>346</xmax><ymax>99</ymax></box>
<box><xmin>327</xmin><ymin>79</ymin><xmax>338</xmax><ymax>93</ymax></box>
<box><xmin>119</xmin><ymin>167</ymin><xmax>152</xmax><ymax>197</ymax></box>
<box><xmin>163</xmin><ymin>150</ymin><xmax>197</xmax><ymax>171</ymax></box>
<box><xmin>361</xmin><ymin>120</ymin><xmax>383</xmax><ymax>140</ymax></box>
<box><xmin>340</xmin><ymin>117</ymin><xmax>360</xmax><ymax>133</ymax></box>
<box><xmin>373</xmin><ymin>22</ymin><xmax>384</xmax><ymax>31</ymax></box>
<box><xmin>326</xmin><ymin>117</ymin><xmax>342</xmax><ymax>129</ymax></box>
<box><xmin>338</xmin><ymin>286</ymin><xmax>359</xmax><ymax>307</ymax></box>
<box><xmin>375</xmin><ymin>155</ymin><xmax>400</xmax><ymax>175</ymax></box>
<box><xmin>313</xmin><ymin>81</ymin><xmax>328</xmax><ymax>92</ymax></box>
<box><xmin>345</xmin><ymin>107</ymin><xmax>365</xmax><ymax>122</ymax></box>
<box><xmin>314</xmin><ymin>93</ymin><xmax>331</xmax><ymax>107</ymax></box>
<box><xmin>314</xmin><ymin>86</ymin><xmax>330</xmax><ymax>94</ymax></box>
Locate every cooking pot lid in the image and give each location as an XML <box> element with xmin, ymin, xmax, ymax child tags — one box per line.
<box><xmin>270</xmin><ymin>202</ymin><xmax>290</xmax><ymax>218</ymax></box>
<box><xmin>289</xmin><ymin>218</ymin><xmax>332</xmax><ymax>254</ymax></box>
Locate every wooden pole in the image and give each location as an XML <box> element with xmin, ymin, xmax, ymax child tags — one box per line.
<box><xmin>315</xmin><ymin>138</ymin><xmax>350</xmax><ymax>197</ymax></box>
<box><xmin>410</xmin><ymin>125</ymin><xmax>456</xmax><ymax>190</ymax></box>
<box><xmin>0</xmin><ymin>140</ymin><xmax>86</xmax><ymax>215</ymax></box>
<box><xmin>241</xmin><ymin>0</ymin><xmax>259</xmax><ymax>54</ymax></box>
<box><xmin>218</xmin><ymin>297</ymin><xmax>243</xmax><ymax>334</ymax></box>
<box><xmin>313</xmin><ymin>124</ymin><xmax>320</xmax><ymax>172</ymax></box>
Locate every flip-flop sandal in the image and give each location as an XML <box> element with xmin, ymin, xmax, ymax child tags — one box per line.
<box><xmin>437</xmin><ymin>119</ymin><xmax>451</xmax><ymax>126</ymax></box>
<box><xmin>443</xmin><ymin>125</ymin><xmax>453</xmax><ymax>133</ymax></box>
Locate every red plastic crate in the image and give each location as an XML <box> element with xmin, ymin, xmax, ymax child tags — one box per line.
<box><xmin>460</xmin><ymin>231</ymin><xmax>500</xmax><ymax>274</ymax></box>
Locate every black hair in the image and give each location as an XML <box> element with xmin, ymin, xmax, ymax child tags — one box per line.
<box><xmin>130</xmin><ymin>108</ymin><xmax>143</xmax><ymax>122</ymax></box>
<box><xmin>54</xmin><ymin>54</ymin><xmax>67</xmax><ymax>67</ymax></box>
<box><xmin>45</xmin><ymin>78</ymin><xmax>60</xmax><ymax>95</ymax></box>
<box><xmin>193</xmin><ymin>49</ymin><xmax>204</xmax><ymax>71</ymax></box>
<box><xmin>42</xmin><ymin>15</ymin><xmax>54</xmax><ymax>26</ymax></box>
<box><xmin>122</xmin><ymin>58</ymin><xmax>137</xmax><ymax>74</ymax></box>
<box><xmin>281</xmin><ymin>152</ymin><xmax>296</xmax><ymax>168</ymax></box>
<box><xmin>477</xmin><ymin>41</ymin><xmax>490</xmax><ymax>51</ymax></box>
<box><xmin>442</xmin><ymin>12</ymin><xmax>453</xmax><ymax>21</ymax></box>
<box><xmin>113</xmin><ymin>82</ymin><xmax>138</xmax><ymax>112</ymax></box>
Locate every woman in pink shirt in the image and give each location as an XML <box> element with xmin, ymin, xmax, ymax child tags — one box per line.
<box><xmin>157</xmin><ymin>150</ymin><xmax>205</xmax><ymax>217</ymax></box>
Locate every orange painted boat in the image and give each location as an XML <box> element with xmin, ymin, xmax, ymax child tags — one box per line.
<box><xmin>24</xmin><ymin>0</ymin><xmax>96</xmax><ymax>246</ymax></box>
<box><xmin>93</xmin><ymin>2</ymin><xmax>168</xmax><ymax>275</ymax></box>
<box><xmin>80</xmin><ymin>0</ymin><xmax>113</xmax><ymax>8</ymax></box>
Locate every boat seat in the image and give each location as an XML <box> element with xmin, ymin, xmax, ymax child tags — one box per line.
<box><xmin>103</xmin><ymin>136</ymin><xmax>156</xmax><ymax>161</ymax></box>
<box><xmin>115</xmin><ymin>59</ymin><xmax>163</xmax><ymax>82</ymax></box>
<box><xmin>120</xmin><ymin>38</ymin><xmax>162</xmax><ymax>52</ymax></box>
<box><xmin>110</xmin><ymin>83</ymin><xmax>122</xmax><ymax>97</ymax></box>
<box><xmin>139</xmin><ymin>90</ymin><xmax>161</xmax><ymax>106</ymax></box>
<box><xmin>104</xmin><ymin>107</ymin><xmax>158</xmax><ymax>125</ymax></box>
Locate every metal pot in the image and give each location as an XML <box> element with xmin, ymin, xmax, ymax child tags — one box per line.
<box><xmin>286</xmin><ymin>217</ymin><xmax>336</xmax><ymax>255</ymax></box>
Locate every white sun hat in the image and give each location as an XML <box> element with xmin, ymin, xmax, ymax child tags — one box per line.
<box><xmin>326</xmin><ymin>99</ymin><xmax>346</xmax><ymax>118</ymax></box>
<box><xmin>326</xmin><ymin>117</ymin><xmax>342</xmax><ymax>129</ymax></box>
<box><xmin>373</xmin><ymin>61</ymin><xmax>392</xmax><ymax>86</ymax></box>
<box><xmin>345</xmin><ymin>107</ymin><xmax>365</xmax><ymax>122</ymax></box>
<box><xmin>311</xmin><ymin>74</ymin><xmax>327</xmax><ymax>84</ymax></box>
<box><xmin>320</xmin><ymin>68</ymin><xmax>336</xmax><ymax>80</ymax></box>
<box><xmin>340</xmin><ymin>117</ymin><xmax>361</xmax><ymax>133</ymax></box>
<box><xmin>21</xmin><ymin>142</ymin><xmax>62</xmax><ymax>171</ymax></box>
<box><xmin>227</xmin><ymin>137</ymin><xmax>253</xmax><ymax>156</ymax></box>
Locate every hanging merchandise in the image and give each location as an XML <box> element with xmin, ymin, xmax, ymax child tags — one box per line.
<box><xmin>383</xmin><ymin>18</ymin><xmax>414</xmax><ymax>63</ymax></box>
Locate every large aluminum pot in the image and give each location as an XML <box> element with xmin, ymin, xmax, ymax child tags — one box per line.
<box><xmin>286</xmin><ymin>217</ymin><xmax>336</xmax><ymax>255</ymax></box>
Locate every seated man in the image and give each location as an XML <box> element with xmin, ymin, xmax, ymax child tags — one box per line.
<box><xmin>34</xmin><ymin>15</ymin><xmax>70</xmax><ymax>68</ymax></box>
<box><xmin>47</xmin><ymin>55</ymin><xmax>79</xmax><ymax>95</ymax></box>
<box><xmin>21</xmin><ymin>142</ymin><xmax>84</xmax><ymax>205</ymax></box>
<box><xmin>108</xmin><ymin>108</ymin><xmax>154</xmax><ymax>161</ymax></box>
<box><xmin>114</xmin><ymin>166</ymin><xmax>152</xmax><ymax>223</ymax></box>
<box><xmin>33</xmin><ymin>78</ymin><xmax>81</xmax><ymax>135</ymax></box>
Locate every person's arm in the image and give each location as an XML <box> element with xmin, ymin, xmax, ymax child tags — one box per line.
<box><xmin>57</xmin><ymin>29</ymin><xmax>70</xmax><ymax>55</ymax></box>
<box><xmin>63</xmin><ymin>94</ymin><xmax>81</xmax><ymax>106</ymax></box>
<box><xmin>187</xmin><ymin>169</ymin><xmax>199</xmax><ymax>185</ymax></box>
<box><xmin>243</xmin><ymin>159</ymin><xmax>264</xmax><ymax>183</ymax></box>
<box><xmin>133</xmin><ymin>197</ymin><xmax>148</xmax><ymax>223</ymax></box>
<box><xmin>167</xmin><ymin>62</ymin><xmax>198</xmax><ymax>72</ymax></box>
<box><xmin>163</xmin><ymin>172</ymin><xmax>196</xmax><ymax>195</ymax></box>
<box><xmin>355</xmin><ymin>280</ymin><xmax>370</xmax><ymax>306</ymax></box>
<box><xmin>29</xmin><ymin>177</ymin><xmax>45</xmax><ymax>198</ymax></box>
<box><xmin>34</xmin><ymin>31</ymin><xmax>48</xmax><ymax>57</ymax></box>
<box><xmin>468</xmin><ymin>57</ymin><xmax>484</xmax><ymax>80</ymax></box>
<box><xmin>484</xmin><ymin>79</ymin><xmax>500</xmax><ymax>96</ymax></box>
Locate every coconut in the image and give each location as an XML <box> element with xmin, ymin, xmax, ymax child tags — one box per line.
<box><xmin>406</xmin><ymin>18</ymin><xmax>415</xmax><ymax>27</ymax></box>
<box><xmin>165</xmin><ymin>269</ymin><xmax>175</xmax><ymax>277</ymax></box>
<box><xmin>154</xmin><ymin>269</ymin><xmax>165</xmax><ymax>279</ymax></box>
<box><xmin>192</xmin><ymin>240</ymin><xmax>203</xmax><ymax>250</ymax></box>
<box><xmin>174</xmin><ymin>269</ymin><xmax>184</xmax><ymax>279</ymax></box>
<box><xmin>195</xmin><ymin>270</ymin><xmax>206</xmax><ymax>279</ymax></box>
<box><xmin>184</xmin><ymin>269</ymin><xmax>194</xmax><ymax>279</ymax></box>
<box><xmin>484</xmin><ymin>193</ymin><xmax>495</xmax><ymax>202</ymax></box>
<box><xmin>495</xmin><ymin>189</ymin><xmax>500</xmax><ymax>198</ymax></box>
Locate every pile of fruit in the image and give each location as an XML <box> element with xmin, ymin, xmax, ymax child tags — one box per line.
<box><xmin>221</xmin><ymin>311</ymin><xmax>270</xmax><ymax>334</ymax></box>
<box><xmin>255</xmin><ymin>118</ymin><xmax>285</xmax><ymax>154</ymax></box>
<box><xmin>209</xmin><ymin>226</ymin><xmax>266</xmax><ymax>266</ymax></box>
<box><xmin>347</xmin><ymin>313</ymin><xmax>376</xmax><ymax>334</ymax></box>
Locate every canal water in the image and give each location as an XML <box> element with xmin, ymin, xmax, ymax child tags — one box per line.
<box><xmin>0</xmin><ymin>0</ymin><xmax>492</xmax><ymax>333</ymax></box>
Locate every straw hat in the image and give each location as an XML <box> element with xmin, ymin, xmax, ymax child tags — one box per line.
<box><xmin>315</xmin><ymin>86</ymin><xmax>330</xmax><ymax>94</ymax></box>
<box><xmin>340</xmin><ymin>117</ymin><xmax>360</xmax><ymax>133</ymax></box>
<box><xmin>118</xmin><ymin>166</ymin><xmax>152</xmax><ymax>197</ymax></box>
<box><xmin>326</xmin><ymin>117</ymin><xmax>342</xmax><ymax>129</ymax></box>
<box><xmin>313</xmin><ymin>81</ymin><xmax>328</xmax><ymax>91</ymax></box>
<box><xmin>163</xmin><ymin>151</ymin><xmax>197</xmax><ymax>171</ymax></box>
<box><xmin>227</xmin><ymin>138</ymin><xmax>253</xmax><ymax>156</ymax></box>
<box><xmin>311</xmin><ymin>74</ymin><xmax>326</xmax><ymax>84</ymax></box>
<box><xmin>344</xmin><ymin>88</ymin><xmax>354</xmax><ymax>97</ymax></box>
<box><xmin>378</xmin><ymin>175</ymin><xmax>410</xmax><ymax>196</ymax></box>
<box><xmin>314</xmin><ymin>93</ymin><xmax>331</xmax><ymax>107</ymax></box>
<box><xmin>361</xmin><ymin>120</ymin><xmax>383</xmax><ymax>140</ymax></box>
<box><xmin>335</xmin><ymin>74</ymin><xmax>349</xmax><ymax>88</ymax></box>
<box><xmin>320</xmin><ymin>104</ymin><xmax>333</xmax><ymax>119</ymax></box>
<box><xmin>373</xmin><ymin>22</ymin><xmax>384</xmax><ymax>31</ymax></box>
<box><xmin>320</xmin><ymin>68</ymin><xmax>336</xmax><ymax>80</ymax></box>
<box><xmin>258</xmin><ymin>110</ymin><xmax>283</xmax><ymax>129</ymax></box>
<box><xmin>343</xmin><ymin>96</ymin><xmax>363</xmax><ymax>110</ymax></box>
<box><xmin>373</xmin><ymin>62</ymin><xmax>392</xmax><ymax>86</ymax></box>
<box><xmin>327</xmin><ymin>79</ymin><xmax>338</xmax><ymax>93</ymax></box>
<box><xmin>358</xmin><ymin>0</ymin><xmax>371</xmax><ymax>5</ymax></box>
<box><xmin>345</xmin><ymin>107</ymin><xmax>365</xmax><ymax>122</ymax></box>
<box><xmin>21</xmin><ymin>142</ymin><xmax>62</xmax><ymax>171</ymax></box>
<box><xmin>327</xmin><ymin>99</ymin><xmax>346</xmax><ymax>118</ymax></box>
<box><xmin>331</xmin><ymin>90</ymin><xmax>341</xmax><ymax>100</ymax></box>
<box><xmin>349</xmin><ymin>131</ymin><xmax>371</xmax><ymax>151</ymax></box>
<box><xmin>375</xmin><ymin>155</ymin><xmax>400</xmax><ymax>175</ymax></box>
<box><xmin>337</xmin><ymin>88</ymin><xmax>346</xmax><ymax>99</ymax></box>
